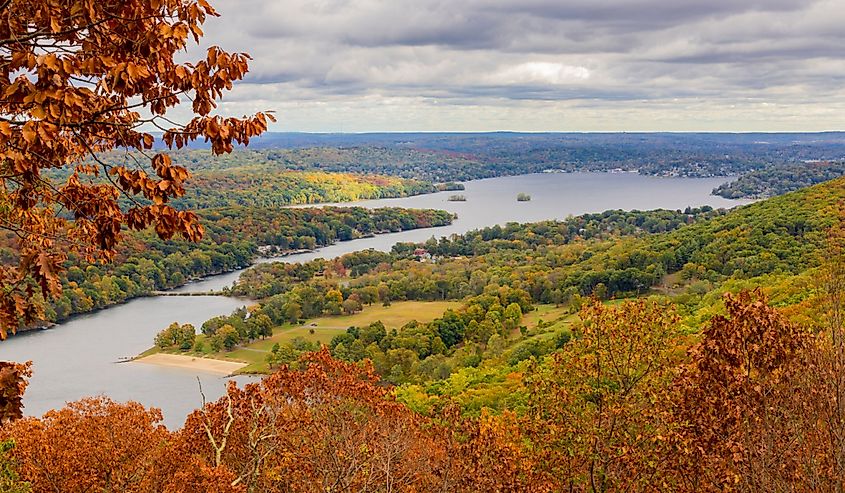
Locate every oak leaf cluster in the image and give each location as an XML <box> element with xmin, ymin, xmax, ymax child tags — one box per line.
<box><xmin>0</xmin><ymin>0</ymin><xmax>272</xmax><ymax>339</ymax></box>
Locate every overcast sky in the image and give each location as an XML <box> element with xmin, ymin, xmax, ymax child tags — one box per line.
<box><xmin>192</xmin><ymin>0</ymin><xmax>845</xmax><ymax>132</ymax></box>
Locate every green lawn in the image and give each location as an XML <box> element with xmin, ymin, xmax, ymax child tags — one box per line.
<box><xmin>522</xmin><ymin>304</ymin><xmax>570</xmax><ymax>329</ymax></box>
<box><xmin>309</xmin><ymin>301</ymin><xmax>459</xmax><ymax>329</ymax></box>
<box><xmin>201</xmin><ymin>301</ymin><xmax>461</xmax><ymax>373</ymax></box>
<box><xmin>216</xmin><ymin>347</ymin><xmax>269</xmax><ymax>367</ymax></box>
<box><xmin>145</xmin><ymin>301</ymin><xmax>574</xmax><ymax>374</ymax></box>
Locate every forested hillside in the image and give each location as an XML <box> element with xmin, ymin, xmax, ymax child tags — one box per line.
<box><xmin>177</xmin><ymin>168</ymin><xmax>436</xmax><ymax>208</ymax></box>
<box><xmin>166</xmin><ymin>179</ymin><xmax>842</xmax><ymax>391</ymax></box>
<box><xmin>228</xmin><ymin>177</ymin><xmax>838</xmax><ymax>310</ymax></box>
<box><xmin>2</xmin><ymin>207</ymin><xmax>453</xmax><ymax>326</ymax></box>
<box><xmin>713</xmin><ymin>160</ymin><xmax>845</xmax><ymax>198</ymax></box>
<box><xmin>40</xmin><ymin>178</ymin><xmax>844</xmax><ymax>492</ymax></box>
<box><xmin>171</xmin><ymin>147</ymin><xmax>486</xmax><ymax>183</ymax></box>
<box><xmin>48</xmin><ymin>153</ymin><xmax>441</xmax><ymax>209</ymax></box>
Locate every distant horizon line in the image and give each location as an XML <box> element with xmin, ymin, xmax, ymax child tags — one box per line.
<box><xmin>151</xmin><ymin>130</ymin><xmax>845</xmax><ymax>135</ymax></box>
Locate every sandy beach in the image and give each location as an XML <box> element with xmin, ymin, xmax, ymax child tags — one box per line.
<box><xmin>135</xmin><ymin>353</ymin><xmax>247</xmax><ymax>375</ymax></box>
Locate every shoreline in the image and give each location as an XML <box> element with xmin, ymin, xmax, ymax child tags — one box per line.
<box><xmin>14</xmin><ymin>216</ymin><xmax>456</xmax><ymax>337</ymax></box>
<box><xmin>134</xmin><ymin>353</ymin><xmax>247</xmax><ymax>376</ymax></box>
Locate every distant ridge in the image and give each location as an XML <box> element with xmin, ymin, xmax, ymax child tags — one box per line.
<box><xmin>155</xmin><ymin>131</ymin><xmax>845</xmax><ymax>150</ymax></box>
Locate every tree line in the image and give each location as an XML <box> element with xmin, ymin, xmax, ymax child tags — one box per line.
<box><xmin>20</xmin><ymin>206</ymin><xmax>453</xmax><ymax>326</ymax></box>
<box><xmin>713</xmin><ymin>160</ymin><xmax>845</xmax><ymax>199</ymax></box>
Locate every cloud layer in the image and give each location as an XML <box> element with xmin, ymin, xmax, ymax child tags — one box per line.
<box><xmin>191</xmin><ymin>0</ymin><xmax>845</xmax><ymax>131</ymax></box>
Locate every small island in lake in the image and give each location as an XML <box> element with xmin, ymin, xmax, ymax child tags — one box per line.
<box><xmin>448</xmin><ymin>194</ymin><xmax>467</xmax><ymax>201</ymax></box>
<box><xmin>517</xmin><ymin>192</ymin><xmax>532</xmax><ymax>201</ymax></box>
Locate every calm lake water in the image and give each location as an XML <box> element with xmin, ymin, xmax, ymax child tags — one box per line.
<box><xmin>1</xmin><ymin>173</ymin><xmax>749</xmax><ymax>427</ymax></box>
<box><xmin>182</xmin><ymin>173</ymin><xmax>749</xmax><ymax>293</ymax></box>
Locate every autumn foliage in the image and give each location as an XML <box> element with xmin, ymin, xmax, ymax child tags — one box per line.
<box><xmin>7</xmin><ymin>292</ymin><xmax>845</xmax><ymax>492</ymax></box>
<box><xmin>7</xmin><ymin>1</ymin><xmax>845</xmax><ymax>491</ymax></box>
<box><xmin>180</xmin><ymin>350</ymin><xmax>445</xmax><ymax>492</ymax></box>
<box><xmin>523</xmin><ymin>299</ymin><xmax>681</xmax><ymax>491</ymax></box>
<box><xmin>659</xmin><ymin>290</ymin><xmax>810</xmax><ymax>490</ymax></box>
<box><xmin>3</xmin><ymin>351</ymin><xmax>449</xmax><ymax>492</ymax></box>
<box><xmin>0</xmin><ymin>0</ymin><xmax>272</xmax><ymax>338</ymax></box>
<box><xmin>0</xmin><ymin>362</ymin><xmax>30</xmax><ymax>424</ymax></box>
<box><xmin>3</xmin><ymin>397</ymin><xmax>241</xmax><ymax>492</ymax></box>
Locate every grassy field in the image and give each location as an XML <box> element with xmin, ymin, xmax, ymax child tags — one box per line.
<box><xmin>234</xmin><ymin>301</ymin><xmax>462</xmax><ymax>372</ymax></box>
<box><xmin>146</xmin><ymin>301</ymin><xmax>462</xmax><ymax>374</ymax></box>
<box><xmin>523</xmin><ymin>304</ymin><xmax>571</xmax><ymax>329</ymax></box>
<box><xmin>143</xmin><ymin>301</ymin><xmax>577</xmax><ymax>374</ymax></box>
<box><xmin>308</xmin><ymin>301</ymin><xmax>461</xmax><ymax>330</ymax></box>
<box><xmin>525</xmin><ymin>304</ymin><xmax>576</xmax><ymax>341</ymax></box>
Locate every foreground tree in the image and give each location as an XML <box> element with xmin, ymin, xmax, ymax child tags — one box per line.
<box><xmin>0</xmin><ymin>0</ymin><xmax>273</xmax><ymax>338</ymax></box>
<box><xmin>2</xmin><ymin>350</ymin><xmax>558</xmax><ymax>492</ymax></box>
<box><xmin>525</xmin><ymin>298</ymin><xmax>681</xmax><ymax>491</ymax></box>
<box><xmin>2</xmin><ymin>397</ymin><xmax>242</xmax><ymax>492</ymax></box>
<box><xmin>439</xmin><ymin>406</ymin><xmax>554</xmax><ymax>492</ymax></box>
<box><xmin>661</xmin><ymin>290</ymin><xmax>814</xmax><ymax>491</ymax></box>
<box><xmin>180</xmin><ymin>349</ymin><xmax>446</xmax><ymax>492</ymax></box>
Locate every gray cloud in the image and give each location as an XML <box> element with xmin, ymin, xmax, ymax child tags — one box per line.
<box><xmin>189</xmin><ymin>0</ymin><xmax>845</xmax><ymax>131</ymax></box>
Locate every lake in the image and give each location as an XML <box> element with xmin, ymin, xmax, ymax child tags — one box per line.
<box><xmin>0</xmin><ymin>172</ymin><xmax>749</xmax><ymax>427</ymax></box>
<box><xmin>180</xmin><ymin>173</ymin><xmax>748</xmax><ymax>293</ymax></box>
